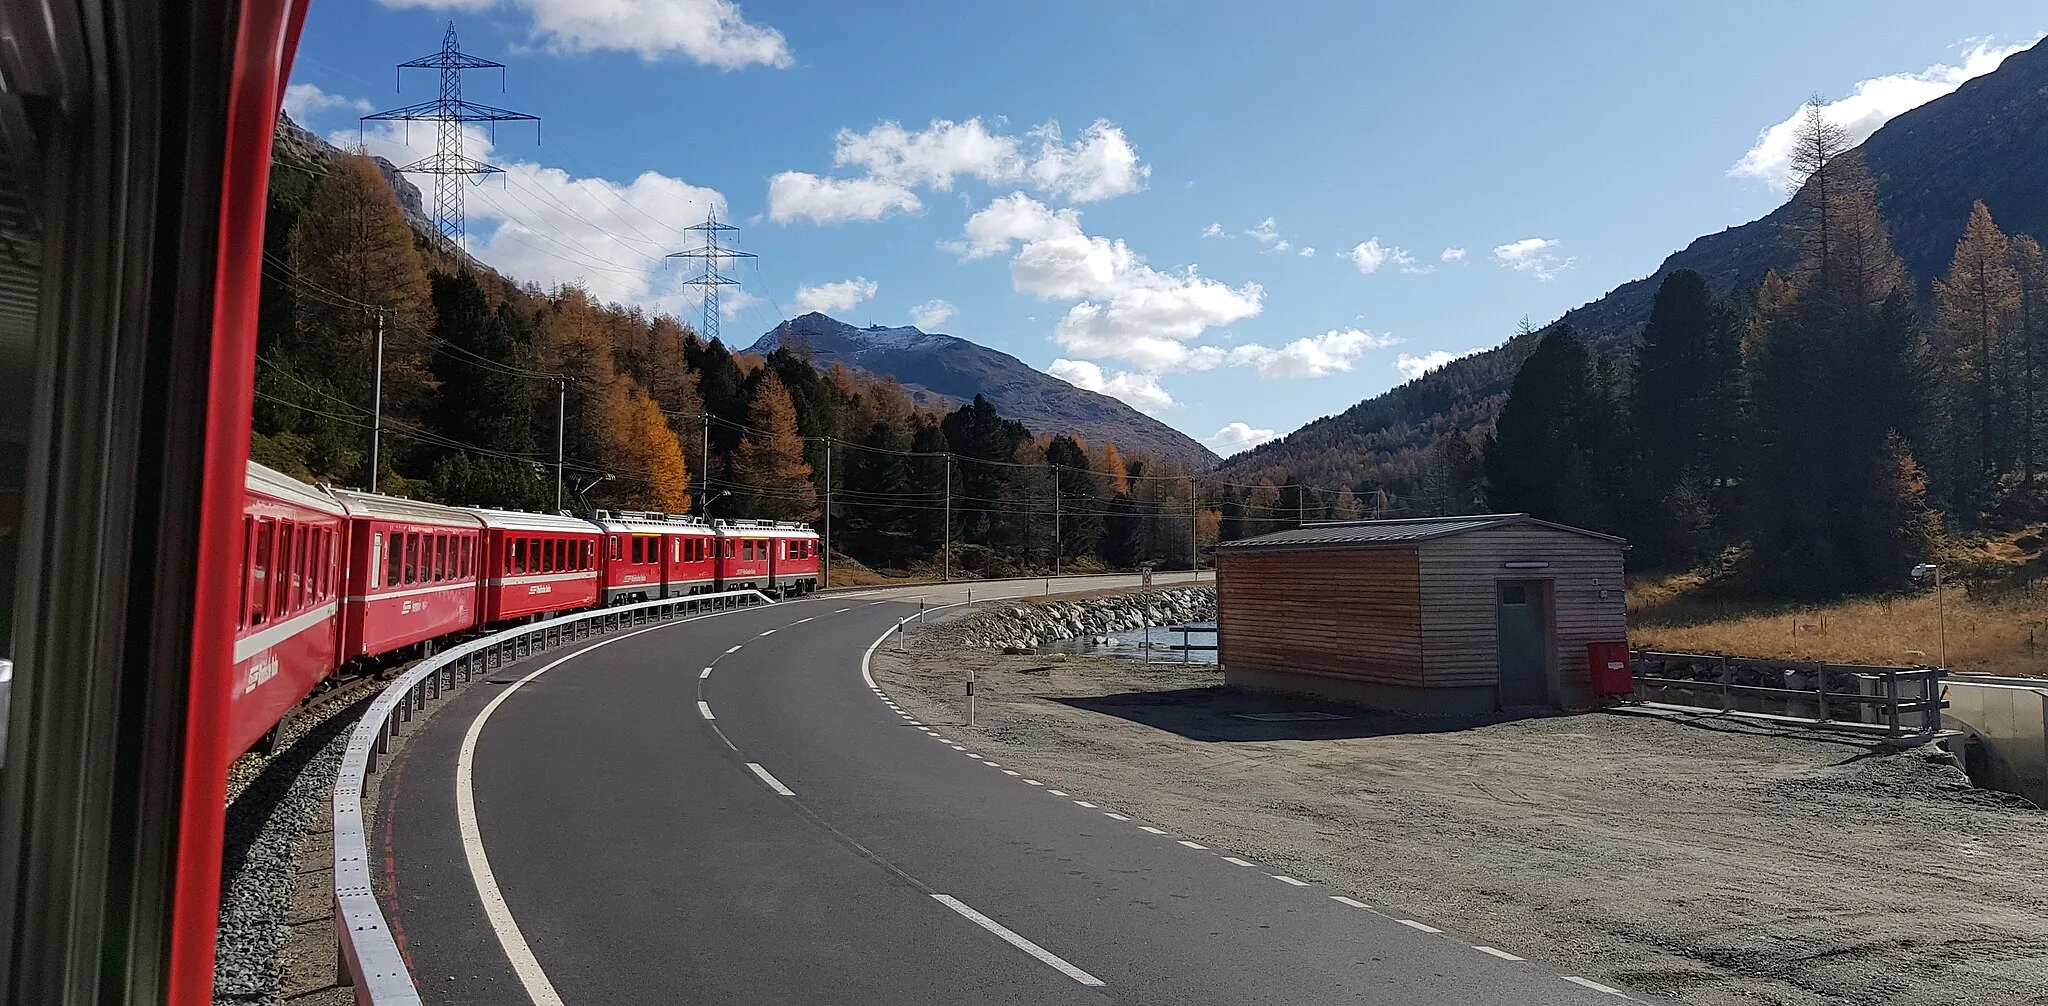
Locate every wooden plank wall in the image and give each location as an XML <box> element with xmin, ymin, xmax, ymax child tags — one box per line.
<box><xmin>1418</xmin><ymin>524</ymin><xmax>1626</xmax><ymax>698</ymax></box>
<box><xmin>1216</xmin><ymin>547</ymin><xmax>1425</xmax><ymax>686</ymax></box>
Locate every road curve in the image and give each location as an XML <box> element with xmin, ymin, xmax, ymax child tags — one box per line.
<box><xmin>380</xmin><ymin>576</ymin><xmax>1644</xmax><ymax>1004</ymax></box>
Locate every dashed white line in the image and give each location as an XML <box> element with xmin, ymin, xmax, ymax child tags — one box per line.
<box><xmin>758</xmin><ymin>629</ymin><xmax>777</xmax><ymax>636</ymax></box>
<box><xmin>1023</xmin><ymin>779</ymin><xmax>1043</xmax><ymax>786</ymax></box>
<box><xmin>931</xmin><ymin>736</ymin><xmax>951</xmax><ymax>743</ymax></box>
<box><xmin>1073</xmin><ymin>800</ymin><xmax>1096</xmax><ymax>808</ymax></box>
<box><xmin>792</xmin><ymin>617</ymin><xmax>814</xmax><ymax>624</ymax></box>
<box><xmin>1474</xmin><ymin>946</ymin><xmax>1524</xmax><ymax>961</ymax></box>
<box><xmin>1330</xmin><ymin>895</ymin><xmax>1370</xmax><ymax>909</ymax></box>
<box><xmin>906</xmin><ymin>720</ymin><xmax>924</xmax><ymax>726</ymax></box>
<box><xmin>699</xmin><ymin>667</ymin><xmax>712</xmax><ymax>679</ymax></box>
<box><xmin>866</xmin><ymin>600</ymin><xmax>888</xmax><ymax>606</ymax></box>
<box><xmin>1272</xmin><ymin>876</ymin><xmax>1310</xmax><ymax>887</ymax></box>
<box><xmin>1563</xmin><ymin>977</ymin><xmax>1636</xmax><ymax>1000</ymax></box>
<box><xmin>982</xmin><ymin>761</ymin><xmax>1001</xmax><ymax>767</ymax></box>
<box><xmin>724</xmin><ymin>645</ymin><xmax>742</xmax><ymax>654</ymax></box>
<box><xmin>1046</xmin><ymin>790</ymin><xmax>1068</xmax><ymax>796</ymax></box>
<box><xmin>1177</xmin><ymin>840</ymin><xmax>1206</xmax><ymax>849</ymax></box>
<box><xmin>930</xmin><ymin>895</ymin><xmax>1105</xmax><ymax>987</ymax></box>
<box><xmin>1002</xmin><ymin>770</ymin><xmax>1021</xmax><ymax>776</ymax></box>
<box><xmin>745</xmin><ymin>762</ymin><xmax>795</xmax><ymax>796</ymax></box>
<box><xmin>964</xmin><ymin>752</ymin><xmax>983</xmax><ymax>759</ymax></box>
<box><xmin>1103</xmin><ymin>812</ymin><xmax>1129</xmax><ymax>821</ymax></box>
<box><xmin>950</xmin><ymin>745</ymin><xmax>966</xmax><ymax>750</ymax></box>
<box><xmin>1221</xmin><ymin>857</ymin><xmax>1256</xmax><ymax>867</ymax></box>
<box><xmin>1397</xmin><ymin>919</ymin><xmax>1442</xmax><ymax>933</ymax></box>
<box><xmin>834</xmin><ymin>607</ymin><xmax>851</xmax><ymax>613</ymax></box>
<box><xmin>1138</xmin><ymin>826</ymin><xmax>1168</xmax><ymax>835</ymax></box>
<box><xmin>697</xmin><ymin>701</ymin><xmax>715</xmax><ymax>720</ymax></box>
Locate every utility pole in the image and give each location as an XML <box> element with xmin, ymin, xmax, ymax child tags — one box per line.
<box><xmin>553</xmin><ymin>377</ymin><xmax>567</xmax><ymax>512</ymax></box>
<box><xmin>367</xmin><ymin>309</ymin><xmax>383</xmax><ymax>493</ymax></box>
<box><xmin>823</xmin><ymin>442</ymin><xmax>832</xmax><ymax>589</ymax></box>
<box><xmin>700</xmin><ymin>412</ymin><xmax>711</xmax><ymax>514</ymax></box>
<box><xmin>943</xmin><ymin>454</ymin><xmax>952</xmax><ymax>582</ymax></box>
<box><xmin>362</xmin><ymin>23</ymin><xmax>540</xmax><ymax>249</ymax></box>
<box><xmin>1053</xmin><ymin>461</ymin><xmax>1061</xmax><ymax>577</ymax></box>
<box><xmin>1191</xmin><ymin>509</ymin><xmax>1199</xmax><ymax>577</ymax></box>
<box><xmin>668</xmin><ymin>208</ymin><xmax>756</xmax><ymax>345</ymax></box>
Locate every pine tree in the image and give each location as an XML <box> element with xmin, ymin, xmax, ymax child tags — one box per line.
<box><xmin>2013</xmin><ymin>235</ymin><xmax>2048</xmax><ymax>485</ymax></box>
<box><xmin>1046</xmin><ymin>435</ymin><xmax>1103</xmax><ymax>561</ymax></box>
<box><xmin>1243</xmin><ymin>480</ymin><xmax>1283</xmax><ymax>537</ymax></box>
<box><xmin>1418</xmin><ymin>436</ymin><xmax>1483</xmax><ymax>516</ymax></box>
<box><xmin>730</xmin><ymin>372</ymin><xmax>817</xmax><ymax>521</ymax></box>
<box><xmin>1933</xmin><ymin>201</ymin><xmax>2019</xmax><ymax>516</ymax></box>
<box><xmin>1483</xmin><ymin>326</ymin><xmax>1594</xmax><ymax>521</ymax></box>
<box><xmin>1630</xmin><ymin>269</ymin><xmax>1740</xmax><ymax>563</ymax></box>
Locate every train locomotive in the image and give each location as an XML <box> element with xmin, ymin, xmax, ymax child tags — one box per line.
<box><xmin>229</xmin><ymin>462</ymin><xmax>819</xmax><ymax>755</ymax></box>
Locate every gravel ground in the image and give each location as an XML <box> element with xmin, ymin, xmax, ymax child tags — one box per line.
<box><xmin>875</xmin><ymin>608</ymin><xmax>2048</xmax><ymax>1006</ymax></box>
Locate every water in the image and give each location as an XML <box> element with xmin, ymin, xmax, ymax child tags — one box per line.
<box><xmin>1044</xmin><ymin>621</ymin><xmax>1217</xmax><ymax>664</ymax></box>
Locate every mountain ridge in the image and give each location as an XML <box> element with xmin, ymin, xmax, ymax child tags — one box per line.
<box><xmin>748</xmin><ymin>313</ymin><xmax>1219</xmax><ymax>469</ymax></box>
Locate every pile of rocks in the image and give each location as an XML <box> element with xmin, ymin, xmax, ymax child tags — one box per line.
<box><xmin>939</xmin><ymin>587</ymin><xmax>1215</xmax><ymax>652</ymax></box>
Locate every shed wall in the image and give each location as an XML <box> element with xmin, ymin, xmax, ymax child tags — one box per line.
<box><xmin>1418</xmin><ymin>524</ymin><xmax>1626</xmax><ymax>704</ymax></box>
<box><xmin>1216</xmin><ymin>546</ymin><xmax>1424</xmax><ymax>686</ymax></box>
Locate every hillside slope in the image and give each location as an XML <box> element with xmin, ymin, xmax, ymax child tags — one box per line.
<box><xmin>750</xmin><ymin>313</ymin><xmax>1219</xmax><ymax>469</ymax></box>
<box><xmin>1222</xmin><ymin>37</ymin><xmax>2048</xmax><ymax>489</ymax></box>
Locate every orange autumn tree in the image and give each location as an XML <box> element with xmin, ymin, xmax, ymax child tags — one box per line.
<box><xmin>1092</xmin><ymin>440</ymin><xmax>1130</xmax><ymax>496</ymax></box>
<box><xmin>731</xmin><ymin>372</ymin><xmax>817</xmax><ymax>521</ymax></box>
<box><xmin>606</xmin><ymin>382</ymin><xmax>692</xmax><ymax>513</ymax></box>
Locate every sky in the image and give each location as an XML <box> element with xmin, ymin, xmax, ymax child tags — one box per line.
<box><xmin>287</xmin><ymin>0</ymin><xmax>2048</xmax><ymax>457</ymax></box>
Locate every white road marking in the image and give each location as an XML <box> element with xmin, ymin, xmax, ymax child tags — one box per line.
<box><xmin>1046</xmin><ymin>790</ymin><xmax>1067</xmax><ymax>796</ymax></box>
<box><xmin>759</xmin><ymin>629</ymin><xmax>776</xmax><ymax>636</ymax></box>
<box><xmin>725</xmin><ymin>645</ymin><xmax>742</xmax><ymax>654</ymax></box>
<box><xmin>1397</xmin><ymin>919</ymin><xmax>1442</xmax><ymax>933</ymax></box>
<box><xmin>1138</xmin><ymin>826</ymin><xmax>1167</xmax><ymax>835</ymax></box>
<box><xmin>1330</xmin><ymin>895</ymin><xmax>1370</xmax><ymax>909</ymax></box>
<box><xmin>906</xmin><ymin>720</ymin><xmax>923</xmax><ymax>725</ymax></box>
<box><xmin>983</xmin><ymin>761</ymin><xmax>1001</xmax><ymax>767</ymax></box>
<box><xmin>867</xmin><ymin>600</ymin><xmax>888</xmax><ymax>605</ymax></box>
<box><xmin>965</xmin><ymin>752</ymin><xmax>982</xmax><ymax>758</ymax></box>
<box><xmin>834</xmin><ymin>607</ymin><xmax>850</xmax><ymax>612</ymax></box>
<box><xmin>950</xmin><ymin>745</ymin><xmax>966</xmax><ymax>750</ymax></box>
<box><xmin>1023</xmin><ymin>779</ymin><xmax>1043</xmax><ymax>786</ymax></box>
<box><xmin>1177</xmin><ymin>840</ymin><xmax>1206</xmax><ymax>849</ymax></box>
<box><xmin>1002</xmin><ymin>770</ymin><xmax>1021</xmax><ymax>776</ymax></box>
<box><xmin>930</xmin><ymin>895</ymin><xmax>1104</xmax><ymax>987</ymax></box>
<box><xmin>793</xmin><ymin>617</ymin><xmax>813</xmax><ymax>624</ymax></box>
<box><xmin>1103</xmin><ymin>812</ymin><xmax>1130</xmax><ymax>821</ymax></box>
<box><xmin>1073</xmin><ymin>800</ymin><xmax>1096</xmax><ymax>808</ymax></box>
<box><xmin>1563</xmin><ymin>977</ymin><xmax>1636</xmax><ymax>1000</ymax></box>
<box><xmin>1273</xmin><ymin>876</ymin><xmax>1310</xmax><ymax>887</ymax></box>
<box><xmin>1474</xmin><ymin>946</ymin><xmax>1524</xmax><ymax>961</ymax></box>
<box><xmin>697</xmin><ymin>701</ymin><xmax>715</xmax><ymax>720</ymax></box>
<box><xmin>746</xmin><ymin>762</ymin><xmax>795</xmax><ymax>796</ymax></box>
<box><xmin>1221</xmin><ymin>857</ymin><xmax>1256</xmax><ymax>867</ymax></box>
<box><xmin>456</xmin><ymin>615</ymin><xmax>724</xmax><ymax>1006</ymax></box>
<box><xmin>932</xmin><ymin>736</ymin><xmax>951</xmax><ymax>743</ymax></box>
<box><xmin>699</xmin><ymin>667</ymin><xmax>713</xmax><ymax>679</ymax></box>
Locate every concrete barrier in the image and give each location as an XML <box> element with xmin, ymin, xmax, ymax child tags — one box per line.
<box><xmin>1943</xmin><ymin>679</ymin><xmax>2048</xmax><ymax>804</ymax></box>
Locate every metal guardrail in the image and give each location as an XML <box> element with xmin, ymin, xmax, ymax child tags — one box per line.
<box><xmin>1631</xmin><ymin>649</ymin><xmax>1949</xmax><ymax>742</ymax></box>
<box><xmin>331</xmin><ymin>589</ymin><xmax>773</xmax><ymax>1005</ymax></box>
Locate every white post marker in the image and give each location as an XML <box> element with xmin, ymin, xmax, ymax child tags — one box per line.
<box><xmin>967</xmin><ymin>668</ymin><xmax>976</xmax><ymax>726</ymax></box>
<box><xmin>895</xmin><ymin>618</ymin><xmax>905</xmax><ymax>651</ymax></box>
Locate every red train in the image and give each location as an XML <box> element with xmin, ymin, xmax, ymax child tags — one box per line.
<box><xmin>229</xmin><ymin>462</ymin><xmax>820</xmax><ymax>754</ymax></box>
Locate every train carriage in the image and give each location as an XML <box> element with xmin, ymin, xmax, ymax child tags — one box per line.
<box><xmin>591</xmin><ymin>511</ymin><xmax>718</xmax><ymax>604</ymax></box>
<box><xmin>714</xmin><ymin>519</ymin><xmax>821</xmax><ymax>598</ymax></box>
<box><xmin>231</xmin><ymin>463</ymin><xmax>347</xmax><ymax>755</ymax></box>
<box><xmin>474</xmin><ymin>508</ymin><xmax>602</xmax><ymax>622</ymax></box>
<box><xmin>328</xmin><ymin>488</ymin><xmax>484</xmax><ymax>660</ymax></box>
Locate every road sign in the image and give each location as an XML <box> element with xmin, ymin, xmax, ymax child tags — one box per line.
<box><xmin>1141</xmin><ymin>570</ymin><xmax>1153</xmax><ymax>589</ymax></box>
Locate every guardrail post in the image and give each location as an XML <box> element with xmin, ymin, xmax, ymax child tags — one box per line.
<box><xmin>1718</xmin><ymin>656</ymin><xmax>1731</xmax><ymax>711</ymax></box>
<box><xmin>428</xmin><ymin>669</ymin><xmax>439</xmax><ymax>701</ymax></box>
<box><xmin>1885</xmin><ymin>671</ymin><xmax>1901</xmax><ymax>738</ymax></box>
<box><xmin>1814</xmin><ymin>662</ymin><xmax>1829</xmax><ymax>723</ymax></box>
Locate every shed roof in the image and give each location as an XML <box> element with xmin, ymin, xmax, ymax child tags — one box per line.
<box><xmin>1215</xmin><ymin>514</ymin><xmax>1625</xmax><ymax>551</ymax></box>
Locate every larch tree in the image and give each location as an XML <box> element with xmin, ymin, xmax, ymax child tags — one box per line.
<box><xmin>1093</xmin><ymin>440</ymin><xmax>1131</xmax><ymax>496</ymax></box>
<box><xmin>1243</xmin><ymin>479</ymin><xmax>1283</xmax><ymax>537</ymax></box>
<box><xmin>730</xmin><ymin>371</ymin><xmax>817</xmax><ymax>521</ymax></box>
<box><xmin>1933</xmin><ymin>200</ymin><xmax>2019</xmax><ymax>509</ymax></box>
<box><xmin>607</xmin><ymin>383</ymin><xmax>694</xmax><ymax>514</ymax></box>
<box><xmin>1332</xmin><ymin>485</ymin><xmax>1364</xmax><ymax>521</ymax></box>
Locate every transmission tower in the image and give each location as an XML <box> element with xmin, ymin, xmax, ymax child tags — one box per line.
<box><xmin>362</xmin><ymin>23</ymin><xmax>540</xmax><ymax>248</ymax></box>
<box><xmin>667</xmin><ymin>208</ymin><xmax>756</xmax><ymax>344</ymax></box>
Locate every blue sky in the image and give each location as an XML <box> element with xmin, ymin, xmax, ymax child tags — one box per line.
<box><xmin>288</xmin><ymin>0</ymin><xmax>2047</xmax><ymax>456</ymax></box>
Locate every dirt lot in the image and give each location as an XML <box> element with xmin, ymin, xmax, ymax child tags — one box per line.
<box><xmin>875</xmin><ymin>625</ymin><xmax>2048</xmax><ymax>1006</ymax></box>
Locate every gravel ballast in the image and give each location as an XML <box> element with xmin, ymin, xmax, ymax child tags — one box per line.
<box><xmin>875</xmin><ymin>597</ymin><xmax>2048</xmax><ymax>1006</ymax></box>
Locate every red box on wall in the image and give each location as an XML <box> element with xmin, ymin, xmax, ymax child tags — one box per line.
<box><xmin>1587</xmin><ymin>641</ymin><xmax>1633</xmax><ymax>696</ymax></box>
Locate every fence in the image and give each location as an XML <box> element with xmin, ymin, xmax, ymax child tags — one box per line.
<box><xmin>332</xmin><ymin>589</ymin><xmax>773</xmax><ymax>1005</ymax></box>
<box><xmin>1631</xmin><ymin>649</ymin><xmax>1948</xmax><ymax>742</ymax></box>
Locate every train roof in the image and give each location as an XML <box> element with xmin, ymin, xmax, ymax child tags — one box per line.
<box><xmin>245</xmin><ymin>462</ymin><xmax>346</xmax><ymax>516</ymax></box>
<box><xmin>589</xmin><ymin>510</ymin><xmax>715</xmax><ymax>535</ymax></box>
<box><xmin>715</xmin><ymin>518</ymin><xmax>817</xmax><ymax>539</ymax></box>
<box><xmin>466</xmin><ymin>507</ymin><xmax>598</xmax><ymax>534</ymax></box>
<box><xmin>327</xmin><ymin>487</ymin><xmax>485</xmax><ymax>528</ymax></box>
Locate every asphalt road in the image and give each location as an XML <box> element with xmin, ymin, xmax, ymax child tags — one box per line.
<box><xmin>383</xmin><ymin>577</ymin><xmax>1643</xmax><ymax>1004</ymax></box>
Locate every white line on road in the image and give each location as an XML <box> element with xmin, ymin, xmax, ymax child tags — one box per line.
<box><xmin>951</xmin><ymin>745</ymin><xmax>966</xmax><ymax>750</ymax></box>
<box><xmin>983</xmin><ymin>761</ymin><xmax>1001</xmax><ymax>767</ymax></box>
<box><xmin>835</xmin><ymin>607</ymin><xmax>851</xmax><ymax>613</ymax></box>
<box><xmin>1073</xmin><ymin>800</ymin><xmax>1096</xmax><ymax>808</ymax></box>
<box><xmin>759</xmin><ymin>629</ymin><xmax>776</xmax><ymax>636</ymax></box>
<box><xmin>1474</xmin><ymin>946</ymin><xmax>1524</xmax><ymax>961</ymax></box>
<box><xmin>1002</xmin><ymin>770</ymin><xmax>1021</xmax><ymax>776</ymax></box>
<box><xmin>1563</xmin><ymin>977</ymin><xmax>1636</xmax><ymax>1000</ymax></box>
<box><xmin>1330</xmin><ymin>895</ymin><xmax>1370</xmax><ymax>909</ymax></box>
<box><xmin>793</xmin><ymin>617</ymin><xmax>813</xmax><ymax>624</ymax></box>
<box><xmin>697</xmin><ymin>701</ymin><xmax>715</xmax><ymax>720</ymax></box>
<box><xmin>1023</xmin><ymin>779</ymin><xmax>1043</xmax><ymax>786</ymax></box>
<box><xmin>1397</xmin><ymin>919</ymin><xmax>1442</xmax><ymax>933</ymax></box>
<box><xmin>725</xmin><ymin>645</ymin><xmax>742</xmax><ymax>654</ymax></box>
<box><xmin>930</xmin><ymin>895</ymin><xmax>1105</xmax><ymax>987</ymax></box>
<box><xmin>1221</xmin><ymin>857</ymin><xmax>1256</xmax><ymax>867</ymax></box>
<box><xmin>866</xmin><ymin>600</ymin><xmax>888</xmax><ymax>605</ymax></box>
<box><xmin>1046</xmin><ymin>790</ymin><xmax>1067</xmax><ymax>796</ymax></box>
<box><xmin>746</xmin><ymin>762</ymin><xmax>795</xmax><ymax>796</ymax></box>
<box><xmin>1138</xmin><ymin>826</ymin><xmax>1167</xmax><ymax>835</ymax></box>
<box><xmin>1103</xmin><ymin>812</ymin><xmax>1129</xmax><ymax>821</ymax></box>
<box><xmin>699</xmin><ymin>667</ymin><xmax>712</xmax><ymax>679</ymax></box>
<box><xmin>1273</xmin><ymin>876</ymin><xmax>1310</xmax><ymax>887</ymax></box>
<box><xmin>964</xmin><ymin>752</ymin><xmax>982</xmax><ymax>758</ymax></box>
<box><xmin>1177</xmin><ymin>840</ymin><xmax>1206</xmax><ymax>849</ymax></box>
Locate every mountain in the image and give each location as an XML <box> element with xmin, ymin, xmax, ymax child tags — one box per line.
<box><xmin>1221</xmin><ymin>37</ymin><xmax>2048</xmax><ymax>490</ymax></box>
<box><xmin>748</xmin><ymin>313</ymin><xmax>1219</xmax><ymax>469</ymax></box>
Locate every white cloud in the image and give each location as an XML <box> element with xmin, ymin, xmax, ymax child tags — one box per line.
<box><xmin>380</xmin><ymin>0</ymin><xmax>793</xmax><ymax>69</ymax></box>
<box><xmin>909</xmin><ymin>299</ymin><xmax>956</xmax><ymax>329</ymax></box>
<box><xmin>952</xmin><ymin>191</ymin><xmax>1084</xmax><ymax>259</ymax></box>
<box><xmin>794</xmin><ymin>277</ymin><xmax>878</xmax><ymax>315</ymax></box>
<box><xmin>766</xmin><ymin>172</ymin><xmax>921</xmax><ymax>225</ymax></box>
<box><xmin>1201</xmin><ymin>222</ymin><xmax>1226</xmax><ymax>238</ymax></box>
<box><xmin>350</xmin><ymin>120</ymin><xmax>726</xmax><ymax>316</ymax></box>
<box><xmin>1440</xmin><ymin>246</ymin><xmax>1467</xmax><ymax>263</ymax></box>
<box><xmin>772</xmin><ymin>117</ymin><xmax>1147</xmax><ymax>227</ymax></box>
<box><xmin>1348</xmin><ymin>237</ymin><xmax>1417</xmax><ymax>274</ymax></box>
<box><xmin>1246</xmin><ymin>217</ymin><xmax>1282</xmax><ymax>243</ymax></box>
<box><xmin>1046</xmin><ymin>359</ymin><xmax>1175</xmax><ymax>413</ymax></box>
<box><xmin>1298</xmin><ymin>246</ymin><xmax>1316</xmax><ymax>258</ymax></box>
<box><xmin>1220</xmin><ymin>328</ymin><xmax>1399</xmax><ymax>378</ymax></box>
<box><xmin>1207</xmin><ymin>422</ymin><xmax>1279</xmax><ymax>455</ymax></box>
<box><xmin>1730</xmin><ymin>38</ymin><xmax>2039</xmax><ymax>189</ymax></box>
<box><xmin>1492</xmin><ymin>237</ymin><xmax>1572</xmax><ymax>281</ymax></box>
<box><xmin>283</xmin><ymin>82</ymin><xmax>371</xmax><ymax>120</ymax></box>
<box><xmin>1395</xmin><ymin>347</ymin><xmax>1486</xmax><ymax>381</ymax></box>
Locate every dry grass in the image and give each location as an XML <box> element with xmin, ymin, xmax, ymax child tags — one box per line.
<box><xmin>1628</xmin><ymin>571</ymin><xmax>2048</xmax><ymax>675</ymax></box>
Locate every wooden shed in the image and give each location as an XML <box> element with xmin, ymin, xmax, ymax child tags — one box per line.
<box><xmin>1214</xmin><ymin>514</ymin><xmax>1627</xmax><ymax>714</ymax></box>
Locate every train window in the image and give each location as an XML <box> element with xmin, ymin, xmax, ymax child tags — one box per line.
<box><xmin>250</xmin><ymin>520</ymin><xmax>272</xmax><ymax>626</ymax></box>
<box><xmin>294</xmin><ymin>527</ymin><xmax>309</xmax><ymax>609</ymax></box>
<box><xmin>274</xmin><ymin>523</ymin><xmax>293</xmax><ymax>614</ymax></box>
<box><xmin>383</xmin><ymin>533</ymin><xmax>398</xmax><ymax>588</ymax></box>
<box><xmin>403</xmin><ymin>533</ymin><xmax>417</xmax><ymax>585</ymax></box>
<box><xmin>510</xmin><ymin>537</ymin><xmax>523</xmax><ymax>575</ymax></box>
<box><xmin>465</xmin><ymin>537</ymin><xmax>475</xmax><ymax>578</ymax></box>
<box><xmin>631</xmin><ymin>536</ymin><xmax>643</xmax><ymax>564</ymax></box>
<box><xmin>586</xmin><ymin>540</ymin><xmax>595</xmax><ymax>569</ymax></box>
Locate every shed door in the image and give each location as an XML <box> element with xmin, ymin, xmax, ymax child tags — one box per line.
<box><xmin>1496</xmin><ymin>580</ymin><xmax>1551</xmax><ymax>707</ymax></box>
